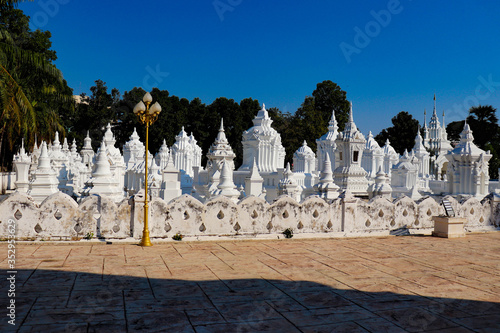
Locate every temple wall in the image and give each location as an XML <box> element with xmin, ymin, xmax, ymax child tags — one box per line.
<box><xmin>1</xmin><ymin>191</ymin><xmax>498</xmax><ymax>241</ymax></box>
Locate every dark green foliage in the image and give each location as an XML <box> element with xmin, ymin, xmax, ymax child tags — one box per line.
<box><xmin>466</xmin><ymin>105</ymin><xmax>498</xmax><ymax>148</ymax></box>
<box><xmin>446</xmin><ymin>120</ymin><xmax>465</xmax><ymax>143</ymax></box>
<box><xmin>0</xmin><ymin>4</ymin><xmax>72</xmax><ymax>170</ymax></box>
<box><xmin>276</xmin><ymin>80</ymin><xmax>351</xmax><ymax>164</ymax></box>
<box><xmin>311</xmin><ymin>80</ymin><xmax>350</xmax><ymax>131</ymax></box>
<box><xmin>375</xmin><ymin>112</ymin><xmax>420</xmax><ymax>155</ymax></box>
<box><xmin>467</xmin><ymin>105</ymin><xmax>500</xmax><ymax>179</ymax></box>
<box><xmin>68</xmin><ymin>80</ymin><xmax>119</xmax><ymax>150</ymax></box>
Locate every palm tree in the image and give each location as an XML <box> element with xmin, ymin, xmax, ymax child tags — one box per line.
<box><xmin>0</xmin><ymin>0</ymin><xmax>70</xmax><ymax>169</ymax></box>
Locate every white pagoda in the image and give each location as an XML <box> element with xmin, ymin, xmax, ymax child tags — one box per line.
<box><xmin>446</xmin><ymin>122</ymin><xmax>491</xmax><ymax>198</ymax></box>
<box><xmin>239</xmin><ymin>104</ymin><xmax>285</xmax><ymax>172</ymax></box>
<box><xmin>316</xmin><ymin>110</ymin><xmax>338</xmax><ymax>172</ymax></box>
<box><xmin>333</xmin><ymin>103</ymin><xmax>369</xmax><ymax>196</ymax></box>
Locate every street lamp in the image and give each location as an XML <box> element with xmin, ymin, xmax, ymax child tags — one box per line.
<box><xmin>133</xmin><ymin>92</ymin><xmax>162</xmax><ymax>246</ymax></box>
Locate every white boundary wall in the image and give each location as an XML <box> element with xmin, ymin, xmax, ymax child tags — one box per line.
<box><xmin>1</xmin><ymin>191</ymin><xmax>499</xmax><ymax>240</ymax></box>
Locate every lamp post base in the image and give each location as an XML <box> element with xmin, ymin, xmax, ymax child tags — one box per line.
<box><xmin>139</xmin><ymin>232</ymin><xmax>153</xmax><ymax>247</ymax></box>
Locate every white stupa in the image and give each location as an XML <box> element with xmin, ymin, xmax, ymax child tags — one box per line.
<box><xmin>83</xmin><ymin>141</ymin><xmax>123</xmax><ymax>202</ymax></box>
<box><xmin>28</xmin><ymin>141</ymin><xmax>59</xmax><ymax>203</ymax></box>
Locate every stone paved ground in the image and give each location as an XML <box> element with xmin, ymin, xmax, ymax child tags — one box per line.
<box><xmin>1</xmin><ymin>232</ymin><xmax>500</xmax><ymax>332</ymax></box>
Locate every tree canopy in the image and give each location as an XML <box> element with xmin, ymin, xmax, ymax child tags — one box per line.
<box><xmin>375</xmin><ymin>111</ymin><xmax>420</xmax><ymax>155</ymax></box>
<box><xmin>0</xmin><ymin>2</ymin><xmax>73</xmax><ymax>170</ymax></box>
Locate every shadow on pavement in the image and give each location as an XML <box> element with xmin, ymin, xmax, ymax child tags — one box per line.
<box><xmin>1</xmin><ymin>269</ymin><xmax>500</xmax><ymax>332</ymax></box>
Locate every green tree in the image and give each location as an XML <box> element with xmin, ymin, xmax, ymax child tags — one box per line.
<box><xmin>375</xmin><ymin>111</ymin><xmax>420</xmax><ymax>155</ymax></box>
<box><xmin>466</xmin><ymin>105</ymin><xmax>498</xmax><ymax>148</ymax></box>
<box><xmin>205</xmin><ymin>97</ymin><xmax>243</xmax><ymax>166</ymax></box>
<box><xmin>446</xmin><ymin>120</ymin><xmax>465</xmax><ymax>143</ymax></box>
<box><xmin>294</xmin><ymin>97</ymin><xmax>323</xmax><ymax>153</ymax></box>
<box><xmin>0</xmin><ymin>2</ymin><xmax>72</xmax><ymax>170</ymax></box>
<box><xmin>280</xmin><ymin>80</ymin><xmax>350</xmax><ymax>164</ymax></box>
<box><xmin>311</xmin><ymin>80</ymin><xmax>350</xmax><ymax>131</ymax></box>
<box><xmin>466</xmin><ymin>105</ymin><xmax>500</xmax><ymax>179</ymax></box>
<box><xmin>70</xmin><ymin>80</ymin><xmax>118</xmax><ymax>149</ymax></box>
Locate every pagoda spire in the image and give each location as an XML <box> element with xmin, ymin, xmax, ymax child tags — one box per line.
<box><xmin>433</xmin><ymin>94</ymin><xmax>437</xmax><ymax>115</ymax></box>
<box><xmin>216</xmin><ymin>118</ymin><xmax>228</xmax><ymax>143</ymax></box>
<box><xmin>328</xmin><ymin>109</ymin><xmax>338</xmax><ymax>132</ymax></box>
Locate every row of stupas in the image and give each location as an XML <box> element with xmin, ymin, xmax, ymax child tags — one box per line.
<box><xmin>12</xmin><ymin>99</ymin><xmax>492</xmax><ymax>204</ymax></box>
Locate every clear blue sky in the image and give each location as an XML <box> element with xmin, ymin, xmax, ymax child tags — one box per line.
<box><xmin>19</xmin><ymin>0</ymin><xmax>500</xmax><ymax>136</ymax></box>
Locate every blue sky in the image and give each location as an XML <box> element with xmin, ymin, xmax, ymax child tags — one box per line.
<box><xmin>19</xmin><ymin>0</ymin><xmax>500</xmax><ymax>136</ymax></box>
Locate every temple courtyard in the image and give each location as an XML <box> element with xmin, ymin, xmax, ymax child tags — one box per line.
<box><xmin>1</xmin><ymin>232</ymin><xmax>500</xmax><ymax>332</ymax></box>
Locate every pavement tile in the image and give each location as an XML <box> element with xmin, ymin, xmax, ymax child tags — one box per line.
<box><xmin>87</xmin><ymin>320</ymin><xmax>127</xmax><ymax>333</ymax></box>
<box><xmin>126</xmin><ymin>309</ymin><xmax>194</xmax><ymax>332</ymax></box>
<box><xmin>289</xmin><ymin>290</ymin><xmax>354</xmax><ymax>309</ymax></box>
<box><xmin>355</xmin><ymin>317</ymin><xmax>408</xmax><ymax>332</ymax></box>
<box><xmin>152</xmin><ymin>281</ymin><xmax>205</xmax><ymax>299</ymax></box>
<box><xmin>67</xmin><ymin>289</ymin><xmax>124</xmax><ymax>309</ymax></box>
<box><xmin>300</xmin><ymin>321</ymin><xmax>369</xmax><ymax>333</ymax></box>
<box><xmin>186</xmin><ymin>308</ymin><xmax>226</xmax><ymax>325</ymax></box>
<box><xmin>281</xmin><ymin>305</ymin><xmax>376</xmax><ymax>328</ymax></box>
<box><xmin>436</xmin><ymin>298</ymin><xmax>500</xmax><ymax>316</ymax></box>
<box><xmin>209</xmin><ymin>288</ymin><xmax>288</xmax><ymax>303</ymax></box>
<box><xmin>31</xmin><ymin>296</ymin><xmax>69</xmax><ymax>310</ymax></box>
<box><xmin>375</xmin><ymin>307</ymin><xmax>460</xmax><ymax>332</ymax></box>
<box><xmin>18</xmin><ymin>322</ymin><xmax>88</xmax><ymax>333</ymax></box>
<box><xmin>353</xmin><ymin>295</ymin><xmax>439</xmax><ymax>311</ymax></box>
<box><xmin>454</xmin><ymin>314</ymin><xmax>500</xmax><ymax>331</ymax></box>
<box><xmin>423</xmin><ymin>327</ymin><xmax>474</xmax><ymax>333</ymax></box>
<box><xmin>214</xmin><ymin>300</ymin><xmax>282</xmax><ymax>323</ymax></box>
<box><xmin>23</xmin><ymin>308</ymin><xmax>124</xmax><ymax>326</ymax></box>
<box><xmin>194</xmin><ymin>318</ymin><xmax>301</xmax><ymax>333</ymax></box>
<box><xmin>265</xmin><ymin>296</ymin><xmax>308</xmax><ymax>312</ymax></box>
<box><xmin>223</xmin><ymin>278</ymin><xmax>276</xmax><ymax>291</ymax></box>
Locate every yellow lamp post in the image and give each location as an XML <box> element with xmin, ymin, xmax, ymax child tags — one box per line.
<box><xmin>133</xmin><ymin>92</ymin><xmax>162</xmax><ymax>246</ymax></box>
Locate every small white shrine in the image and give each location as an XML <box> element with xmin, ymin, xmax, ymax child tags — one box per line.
<box><xmin>391</xmin><ymin>150</ymin><xmax>420</xmax><ymax>199</ymax></box>
<box><xmin>28</xmin><ymin>142</ymin><xmax>59</xmax><ymax>203</ymax></box>
<box><xmin>362</xmin><ymin>131</ymin><xmax>384</xmax><ymax>179</ymax></box>
<box><xmin>293</xmin><ymin>141</ymin><xmax>316</xmax><ymax>173</ymax></box>
<box><xmin>82</xmin><ymin>141</ymin><xmax>123</xmax><ymax>202</ymax></box>
<box><xmin>239</xmin><ymin>104</ymin><xmax>285</xmax><ymax>172</ymax></box>
<box><xmin>205</xmin><ymin>119</ymin><xmax>237</xmax><ymax>198</ymax></box>
<box><xmin>315</xmin><ymin>152</ymin><xmax>340</xmax><ymax>200</ymax></box>
<box><xmin>316</xmin><ymin>110</ymin><xmax>338</xmax><ymax>172</ymax></box>
<box><xmin>80</xmin><ymin>132</ymin><xmax>95</xmax><ymax>169</ymax></box>
<box><xmin>333</xmin><ymin>103</ymin><xmax>369</xmax><ymax>196</ymax></box>
<box><xmin>446</xmin><ymin>122</ymin><xmax>491</xmax><ymax>198</ymax></box>
<box><xmin>13</xmin><ymin>139</ymin><xmax>31</xmax><ymax>193</ymax></box>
